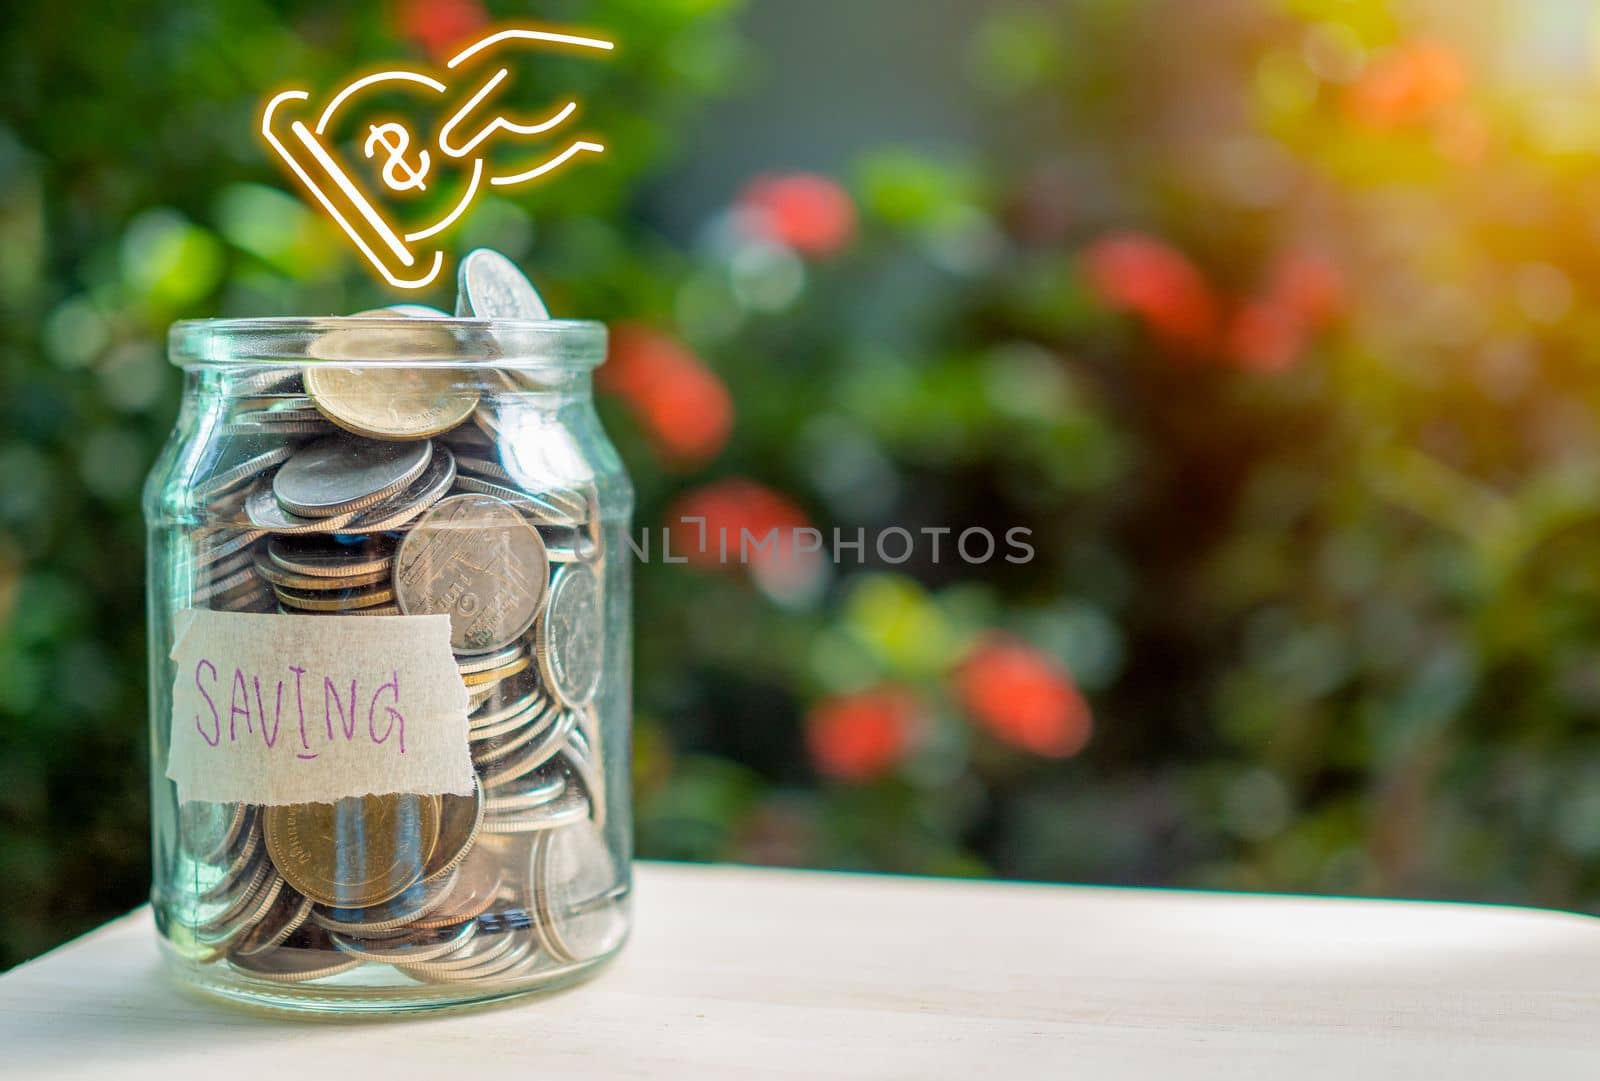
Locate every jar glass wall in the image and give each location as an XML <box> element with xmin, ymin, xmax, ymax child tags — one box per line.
<box><xmin>145</xmin><ymin>317</ymin><xmax>632</xmax><ymax>1013</ymax></box>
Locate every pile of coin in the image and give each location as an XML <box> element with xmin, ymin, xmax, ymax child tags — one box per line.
<box><xmin>169</xmin><ymin>252</ymin><xmax>625</xmax><ymax>986</ymax></box>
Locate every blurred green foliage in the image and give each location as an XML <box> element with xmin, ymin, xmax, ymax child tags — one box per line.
<box><xmin>6</xmin><ymin>0</ymin><xmax>1600</xmax><ymax>969</ymax></box>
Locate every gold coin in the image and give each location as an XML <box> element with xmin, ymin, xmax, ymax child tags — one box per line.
<box><xmin>305</xmin><ymin>311</ymin><xmax>479</xmax><ymax>440</ymax></box>
<box><xmin>305</xmin><ymin>364</ymin><xmax>478</xmax><ymax>441</ymax></box>
<box><xmin>252</xmin><ymin>552</ymin><xmax>391</xmax><ymax>591</ymax></box>
<box><xmin>263</xmin><ymin>795</ymin><xmax>440</xmax><ymax>908</ymax></box>
<box><xmin>273</xmin><ymin>583</ymin><xmax>396</xmax><ymax>611</ymax></box>
<box><xmin>461</xmin><ymin>653</ymin><xmax>531</xmax><ymax>688</ymax></box>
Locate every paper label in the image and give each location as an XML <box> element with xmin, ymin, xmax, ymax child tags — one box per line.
<box><xmin>166</xmin><ymin>609</ymin><xmax>473</xmax><ymax>805</ymax></box>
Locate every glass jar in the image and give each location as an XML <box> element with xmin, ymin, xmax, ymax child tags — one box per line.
<box><xmin>144</xmin><ymin>316</ymin><xmax>632</xmax><ymax>1014</ymax></box>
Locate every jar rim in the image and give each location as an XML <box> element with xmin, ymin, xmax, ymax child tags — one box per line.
<box><xmin>169</xmin><ymin>316</ymin><xmax>607</xmax><ymax>370</ymax></box>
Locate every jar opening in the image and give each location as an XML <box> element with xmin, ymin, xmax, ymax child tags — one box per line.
<box><xmin>170</xmin><ymin>317</ymin><xmax>607</xmax><ymax>370</ymax></box>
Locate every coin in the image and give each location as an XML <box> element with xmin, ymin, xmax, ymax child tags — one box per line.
<box><xmin>461</xmin><ymin>653</ymin><xmax>531</xmax><ymax>688</ymax></box>
<box><xmin>531</xmin><ymin>822</ymin><xmax>626</xmax><ymax>963</ymax></box>
<box><xmin>272</xmin><ymin>436</ymin><xmax>432</xmax><ymax>518</ymax></box>
<box><xmin>230</xmin><ymin>889</ymin><xmax>314</xmax><ymax>958</ymax></box>
<box><xmin>244</xmin><ymin>477</ymin><xmax>357</xmax><ymax>533</ymax></box>
<box><xmin>477</xmin><ymin>708</ymin><xmax>576</xmax><ymax>788</ymax></box>
<box><xmin>453</xmin><ymin>474</ymin><xmax>585</xmax><ymax>526</ymax></box>
<box><xmin>192</xmin><ymin>565</ymin><xmax>259</xmax><ymax>604</ymax></box>
<box><xmin>423</xmin><ymin>782</ymin><xmax>486</xmax><ymax>883</ymax></box>
<box><xmin>266</xmin><ymin>534</ymin><xmax>395</xmax><ymax>579</ymax></box>
<box><xmin>190</xmin><ymin>527</ymin><xmax>267</xmax><ymax>568</ymax></box>
<box><xmin>472</xmin><ymin>715</ymin><xmax>560</xmax><ymax>773</ymax></box>
<box><xmin>251</xmin><ymin>552</ymin><xmax>390</xmax><ymax>591</ymax></box>
<box><xmin>395</xmin><ymin>924</ymin><xmax>524</xmax><ymax>976</ymax></box>
<box><xmin>411</xmin><ymin>845</ymin><xmax>504</xmax><ymax>929</ymax></box>
<box><xmin>311</xmin><ymin>867</ymin><xmax>462</xmax><ymax>936</ymax></box>
<box><xmin>273</xmin><ymin>583</ymin><xmax>396</xmax><ymax>611</ymax></box>
<box><xmin>196</xmin><ymin>447</ymin><xmax>295</xmax><ymax>502</ymax></box>
<box><xmin>263</xmin><ymin>795</ymin><xmax>440</xmax><ymax>908</ymax></box>
<box><xmin>482</xmin><ymin>768</ymin><xmax>565</xmax><ymax>813</ymax></box>
<box><xmin>329</xmin><ymin>919</ymin><xmax>478</xmax><ymax>963</ymax></box>
<box><xmin>536</xmin><ymin>563</ymin><xmax>603</xmax><ymax>708</ymax></box>
<box><xmin>179</xmin><ymin>801</ymin><xmax>249</xmax><ymax>865</ymax></box>
<box><xmin>394</xmin><ymin>493</ymin><xmax>549</xmax><ymax>653</ymax></box>
<box><xmin>228</xmin><ymin>367</ymin><xmax>302</xmax><ymax>398</ymax></box>
<box><xmin>457</xmin><ymin>642</ymin><xmax>525</xmax><ymax>676</ymax></box>
<box><xmin>230</xmin><ymin>943</ymin><xmax>361</xmax><ymax>983</ymax></box>
<box><xmin>197</xmin><ymin>824</ymin><xmax>263</xmax><ymax>901</ymax></box>
<box><xmin>456</xmin><ymin>249</ymin><xmax>550</xmax><ymax>321</ymax></box>
<box><xmin>333</xmin><ymin>442</ymin><xmax>457</xmax><ymax>534</ymax></box>
<box><xmin>306</xmin><ymin>363</ymin><xmax>479</xmax><ymax>441</ymax></box>
<box><xmin>198</xmin><ymin>861</ymin><xmax>276</xmax><ymax>934</ymax></box>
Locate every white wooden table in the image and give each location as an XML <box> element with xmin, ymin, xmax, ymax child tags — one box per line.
<box><xmin>2</xmin><ymin>861</ymin><xmax>1596</xmax><ymax>1079</ymax></box>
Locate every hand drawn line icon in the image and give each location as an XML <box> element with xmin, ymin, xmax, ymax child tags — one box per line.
<box><xmin>262</xmin><ymin>27</ymin><xmax>614</xmax><ymax>289</ymax></box>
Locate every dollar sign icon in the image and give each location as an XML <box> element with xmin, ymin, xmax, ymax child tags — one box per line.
<box><xmin>363</xmin><ymin>122</ymin><xmax>431</xmax><ymax>192</ymax></box>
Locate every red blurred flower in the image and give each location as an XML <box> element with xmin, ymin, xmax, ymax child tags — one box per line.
<box><xmin>1081</xmin><ymin>232</ymin><xmax>1219</xmax><ymax>352</ymax></box>
<box><xmin>602</xmin><ymin>325</ymin><xmax>733</xmax><ymax>469</ymax></box>
<box><xmin>1224</xmin><ymin>300</ymin><xmax>1305</xmax><ymax>374</ymax></box>
<box><xmin>394</xmin><ymin>0</ymin><xmax>487</xmax><ymax>60</ymax></box>
<box><xmin>1266</xmin><ymin>252</ymin><xmax>1345</xmax><ymax>331</ymax></box>
<box><xmin>668</xmin><ymin>479</ymin><xmax>810</xmax><ymax>565</ymax></box>
<box><xmin>805</xmin><ymin>687</ymin><xmax>922</xmax><ymax>781</ymax></box>
<box><xmin>955</xmin><ymin>637</ymin><xmax>1092</xmax><ymax>758</ymax></box>
<box><xmin>737</xmin><ymin>173</ymin><xmax>857</xmax><ymax>257</ymax></box>
<box><xmin>666</xmin><ymin>478</ymin><xmax>822</xmax><ymax>599</ymax></box>
<box><xmin>1346</xmin><ymin>40</ymin><xmax>1468</xmax><ymax>128</ymax></box>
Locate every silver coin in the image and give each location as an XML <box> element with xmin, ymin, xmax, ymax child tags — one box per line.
<box><xmin>453</xmin><ymin>455</ymin><xmax>513</xmax><ymax>483</ymax></box>
<box><xmin>395</xmin><ymin>924</ymin><xmax>524</xmax><ymax>976</ymax></box>
<box><xmin>229</xmin><ymin>889</ymin><xmax>314</xmax><ymax>959</ymax></box>
<box><xmin>201</xmin><ymin>544</ymin><xmax>259</xmax><ymax>582</ymax></box>
<box><xmin>470</xmin><ymin>695</ymin><xmax>553</xmax><ymax>742</ymax></box>
<box><xmin>221</xmin><ymin>419</ymin><xmax>334</xmax><ymax>437</ymax></box>
<box><xmin>407</xmin><ymin>931</ymin><xmax>539</xmax><ymax>983</ymax></box>
<box><xmin>266</xmin><ymin>534</ymin><xmax>395</xmax><ymax>579</ymax></box>
<box><xmin>456</xmin><ymin>249</ymin><xmax>550</xmax><ymax>320</ymax></box>
<box><xmin>536</xmin><ymin>563</ymin><xmax>603</xmax><ymax>708</ymax></box>
<box><xmin>482</xmin><ymin>777</ymin><xmax>589</xmax><ymax>835</ymax></box>
<box><xmin>531</xmin><ymin>822</ymin><xmax>625</xmax><ymax>963</ymax></box>
<box><xmin>457</xmin><ymin>642</ymin><xmax>525</xmax><ymax>676</ymax></box>
<box><xmin>228</xmin><ymin>367</ymin><xmax>303</xmax><ymax>398</ymax></box>
<box><xmin>310</xmin><ymin>868</ymin><xmax>462</xmax><ymax>937</ymax></box>
<box><xmin>424</xmin><ymin>782</ymin><xmax>486</xmax><ymax>883</ymax></box>
<box><xmin>178</xmin><ymin>801</ymin><xmax>249</xmax><ymax>865</ymax></box>
<box><xmin>219</xmin><ymin>583</ymin><xmax>277</xmax><ymax>613</ymax></box>
<box><xmin>197</xmin><ymin>858</ymin><xmax>275</xmax><ymax>933</ymax></box>
<box><xmin>272</xmin><ymin>436</ymin><xmax>432</xmax><ymax>518</ymax></box>
<box><xmin>471</xmin><ymin>702</ymin><xmax>561</xmax><ymax>767</ymax></box>
<box><xmin>252</xmin><ymin>552</ymin><xmax>390</xmax><ymax>591</ymax></box>
<box><xmin>394</xmin><ymin>493</ymin><xmax>549</xmax><ymax>653</ymax></box>
<box><xmin>477</xmin><ymin>708</ymin><xmax>576</xmax><ymax>788</ymax></box>
<box><xmin>453</xmin><ymin>475</ymin><xmax>585</xmax><ymax>526</ymax></box>
<box><xmin>482</xmin><ymin>768</ymin><xmax>566</xmax><ymax>814</ymax></box>
<box><xmin>197</xmin><ymin>824</ymin><xmax>263</xmax><ymax>902</ymax></box>
<box><xmin>335</xmin><ymin>443</ymin><xmax>457</xmax><ymax>534</ymax></box>
<box><xmin>233</xmin><ymin>406</ymin><xmax>326</xmax><ymax>426</ymax></box>
<box><xmin>229</xmin><ymin>943</ymin><xmax>360</xmax><ymax>983</ymax></box>
<box><xmin>189</xmin><ymin>527</ymin><xmax>267</xmax><ymax>568</ymax></box>
<box><xmin>559</xmin><ymin>724</ymin><xmax>606</xmax><ymax>829</ymax></box>
<box><xmin>469</xmin><ymin>683</ymin><xmax>543</xmax><ymax>729</ymax></box>
<box><xmin>200</xmin><ymin>871</ymin><xmax>285</xmax><ymax>946</ymax></box>
<box><xmin>329</xmin><ymin>919</ymin><xmax>477</xmax><ymax>964</ymax></box>
<box><xmin>192</xmin><ymin>564</ymin><xmax>259</xmax><ymax>604</ymax></box>
<box><xmin>243</xmin><ymin>477</ymin><xmax>358</xmax><ymax>533</ymax></box>
<box><xmin>196</xmin><ymin>447</ymin><xmax>295</xmax><ymax>503</ymax></box>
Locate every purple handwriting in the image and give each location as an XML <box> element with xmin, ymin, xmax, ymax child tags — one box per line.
<box><xmin>190</xmin><ymin>660</ymin><xmax>405</xmax><ymax>759</ymax></box>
